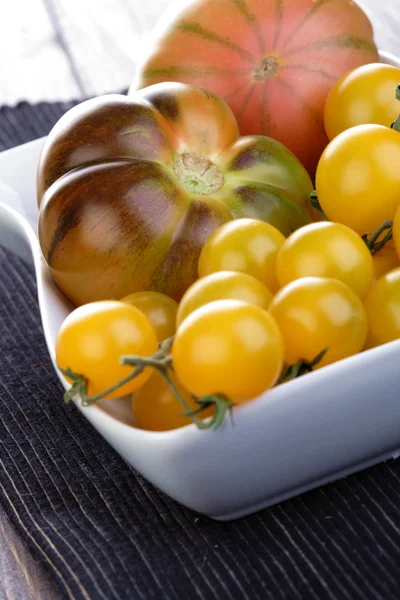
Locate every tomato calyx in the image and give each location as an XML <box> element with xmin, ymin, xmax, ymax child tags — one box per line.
<box><xmin>61</xmin><ymin>336</ymin><xmax>234</xmax><ymax>430</ymax></box>
<box><xmin>362</xmin><ymin>220</ymin><xmax>393</xmax><ymax>255</ymax></box>
<box><xmin>279</xmin><ymin>348</ymin><xmax>329</xmax><ymax>383</ymax></box>
<box><xmin>309</xmin><ymin>191</ymin><xmax>327</xmax><ymax>221</ymax></box>
<box><xmin>254</xmin><ymin>56</ymin><xmax>279</xmax><ymax>81</ymax></box>
<box><xmin>173</xmin><ymin>152</ymin><xmax>225</xmax><ymax>195</ymax></box>
<box><xmin>390</xmin><ymin>84</ymin><xmax>400</xmax><ymax>133</ymax></box>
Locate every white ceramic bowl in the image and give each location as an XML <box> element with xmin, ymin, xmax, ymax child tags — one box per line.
<box><xmin>1</xmin><ymin>51</ymin><xmax>400</xmax><ymax>521</ymax></box>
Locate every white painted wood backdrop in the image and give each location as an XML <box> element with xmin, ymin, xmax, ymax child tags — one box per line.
<box><xmin>0</xmin><ymin>0</ymin><xmax>398</xmax><ymax>106</ymax></box>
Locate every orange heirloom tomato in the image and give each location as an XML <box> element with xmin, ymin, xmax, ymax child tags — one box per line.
<box><xmin>325</xmin><ymin>63</ymin><xmax>400</xmax><ymax>140</ymax></box>
<box><xmin>198</xmin><ymin>218</ymin><xmax>285</xmax><ymax>292</ymax></box>
<box><xmin>316</xmin><ymin>125</ymin><xmax>400</xmax><ymax>235</ymax></box>
<box><xmin>176</xmin><ymin>271</ymin><xmax>272</xmax><ymax>327</ymax></box>
<box><xmin>121</xmin><ymin>291</ymin><xmax>178</xmax><ymax>342</ymax></box>
<box><xmin>276</xmin><ymin>222</ymin><xmax>374</xmax><ymax>297</ymax></box>
<box><xmin>38</xmin><ymin>83</ymin><xmax>312</xmax><ymax>306</ymax></box>
<box><xmin>365</xmin><ymin>268</ymin><xmax>400</xmax><ymax>347</ymax></box>
<box><xmin>132</xmin><ymin>372</ymin><xmax>213</xmax><ymax>432</ymax></box>
<box><xmin>56</xmin><ymin>301</ymin><xmax>158</xmax><ymax>398</ymax></box>
<box><xmin>269</xmin><ymin>277</ymin><xmax>367</xmax><ymax>368</ymax></box>
<box><xmin>172</xmin><ymin>299</ymin><xmax>284</xmax><ymax>403</ymax></box>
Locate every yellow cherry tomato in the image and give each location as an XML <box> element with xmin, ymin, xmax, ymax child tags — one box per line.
<box><xmin>316</xmin><ymin>125</ymin><xmax>400</xmax><ymax>235</ymax></box>
<box><xmin>198</xmin><ymin>218</ymin><xmax>285</xmax><ymax>292</ymax></box>
<box><xmin>176</xmin><ymin>271</ymin><xmax>272</xmax><ymax>327</ymax></box>
<box><xmin>364</xmin><ymin>267</ymin><xmax>400</xmax><ymax>346</ymax></box>
<box><xmin>393</xmin><ymin>203</ymin><xmax>400</xmax><ymax>261</ymax></box>
<box><xmin>276</xmin><ymin>222</ymin><xmax>373</xmax><ymax>297</ymax></box>
<box><xmin>121</xmin><ymin>291</ymin><xmax>178</xmax><ymax>342</ymax></box>
<box><xmin>172</xmin><ymin>300</ymin><xmax>284</xmax><ymax>402</ymax></box>
<box><xmin>56</xmin><ymin>301</ymin><xmax>158</xmax><ymax>397</ymax></box>
<box><xmin>372</xmin><ymin>241</ymin><xmax>399</xmax><ymax>281</ymax></box>
<box><xmin>324</xmin><ymin>63</ymin><xmax>400</xmax><ymax>140</ymax></box>
<box><xmin>269</xmin><ymin>278</ymin><xmax>367</xmax><ymax>367</ymax></box>
<box><xmin>132</xmin><ymin>372</ymin><xmax>213</xmax><ymax>431</ymax></box>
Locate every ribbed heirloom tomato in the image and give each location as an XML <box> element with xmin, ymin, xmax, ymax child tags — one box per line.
<box><xmin>38</xmin><ymin>83</ymin><xmax>312</xmax><ymax>306</ymax></box>
<box><xmin>133</xmin><ymin>0</ymin><xmax>378</xmax><ymax>176</ymax></box>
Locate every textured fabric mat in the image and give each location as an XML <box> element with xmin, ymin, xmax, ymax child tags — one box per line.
<box><xmin>1</xmin><ymin>100</ymin><xmax>400</xmax><ymax>600</ymax></box>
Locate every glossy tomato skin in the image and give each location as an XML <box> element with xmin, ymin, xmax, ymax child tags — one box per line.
<box><xmin>373</xmin><ymin>241</ymin><xmax>399</xmax><ymax>281</ymax></box>
<box><xmin>365</xmin><ymin>268</ymin><xmax>400</xmax><ymax>346</ymax></box>
<box><xmin>393</xmin><ymin>204</ymin><xmax>400</xmax><ymax>262</ymax></box>
<box><xmin>121</xmin><ymin>291</ymin><xmax>178</xmax><ymax>342</ymax></box>
<box><xmin>176</xmin><ymin>270</ymin><xmax>272</xmax><ymax>327</ymax></box>
<box><xmin>172</xmin><ymin>300</ymin><xmax>284</xmax><ymax>402</ymax></box>
<box><xmin>132</xmin><ymin>371</ymin><xmax>213</xmax><ymax>431</ymax></box>
<box><xmin>133</xmin><ymin>0</ymin><xmax>378</xmax><ymax>176</ymax></box>
<box><xmin>38</xmin><ymin>83</ymin><xmax>312</xmax><ymax>306</ymax></box>
<box><xmin>198</xmin><ymin>218</ymin><xmax>285</xmax><ymax>292</ymax></box>
<box><xmin>56</xmin><ymin>301</ymin><xmax>158</xmax><ymax>398</ymax></box>
<box><xmin>276</xmin><ymin>222</ymin><xmax>374</xmax><ymax>297</ymax></box>
<box><xmin>325</xmin><ymin>63</ymin><xmax>400</xmax><ymax>140</ymax></box>
<box><xmin>269</xmin><ymin>277</ymin><xmax>367</xmax><ymax>367</ymax></box>
<box><xmin>316</xmin><ymin>125</ymin><xmax>400</xmax><ymax>235</ymax></box>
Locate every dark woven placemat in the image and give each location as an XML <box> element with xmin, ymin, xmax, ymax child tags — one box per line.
<box><xmin>1</xmin><ymin>100</ymin><xmax>400</xmax><ymax>600</ymax></box>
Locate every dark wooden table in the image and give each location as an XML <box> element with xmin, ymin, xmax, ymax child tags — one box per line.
<box><xmin>0</xmin><ymin>1</ymin><xmax>399</xmax><ymax>598</ymax></box>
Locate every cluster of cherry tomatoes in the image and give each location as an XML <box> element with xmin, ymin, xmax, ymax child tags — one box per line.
<box><xmin>56</xmin><ymin>62</ymin><xmax>400</xmax><ymax>432</ymax></box>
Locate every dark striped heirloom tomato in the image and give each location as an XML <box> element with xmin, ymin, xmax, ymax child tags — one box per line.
<box><xmin>38</xmin><ymin>82</ymin><xmax>312</xmax><ymax>306</ymax></box>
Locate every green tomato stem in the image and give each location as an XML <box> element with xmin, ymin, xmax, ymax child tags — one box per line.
<box><xmin>362</xmin><ymin>220</ymin><xmax>393</xmax><ymax>255</ymax></box>
<box><xmin>279</xmin><ymin>348</ymin><xmax>329</xmax><ymax>383</ymax></box>
<box><xmin>61</xmin><ymin>335</ymin><xmax>234</xmax><ymax>430</ymax></box>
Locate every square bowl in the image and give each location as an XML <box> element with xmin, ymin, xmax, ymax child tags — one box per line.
<box><xmin>0</xmin><ymin>51</ymin><xmax>399</xmax><ymax>520</ymax></box>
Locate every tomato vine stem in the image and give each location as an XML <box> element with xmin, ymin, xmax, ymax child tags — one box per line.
<box><xmin>61</xmin><ymin>336</ymin><xmax>234</xmax><ymax>430</ymax></box>
<box><xmin>279</xmin><ymin>348</ymin><xmax>329</xmax><ymax>383</ymax></box>
<box><xmin>362</xmin><ymin>220</ymin><xmax>393</xmax><ymax>254</ymax></box>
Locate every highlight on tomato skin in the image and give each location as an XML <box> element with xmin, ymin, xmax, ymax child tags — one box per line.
<box><xmin>176</xmin><ymin>270</ymin><xmax>273</xmax><ymax>328</ymax></box>
<box><xmin>56</xmin><ymin>301</ymin><xmax>158</xmax><ymax>398</ymax></box>
<box><xmin>172</xmin><ymin>299</ymin><xmax>284</xmax><ymax>403</ymax></box>
<box><xmin>364</xmin><ymin>267</ymin><xmax>400</xmax><ymax>348</ymax></box>
<box><xmin>198</xmin><ymin>218</ymin><xmax>286</xmax><ymax>293</ymax></box>
<box><xmin>38</xmin><ymin>82</ymin><xmax>312</xmax><ymax>307</ymax></box>
<box><xmin>275</xmin><ymin>221</ymin><xmax>374</xmax><ymax>298</ymax></box>
<box><xmin>315</xmin><ymin>124</ymin><xmax>400</xmax><ymax>236</ymax></box>
<box><xmin>269</xmin><ymin>277</ymin><xmax>368</xmax><ymax>369</ymax></box>
<box><xmin>121</xmin><ymin>291</ymin><xmax>178</xmax><ymax>342</ymax></box>
<box><xmin>324</xmin><ymin>63</ymin><xmax>400</xmax><ymax>140</ymax></box>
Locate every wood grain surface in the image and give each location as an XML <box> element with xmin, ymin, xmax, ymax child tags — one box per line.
<box><xmin>0</xmin><ymin>0</ymin><xmax>397</xmax><ymax>105</ymax></box>
<box><xmin>0</xmin><ymin>1</ymin><xmax>399</xmax><ymax>599</ymax></box>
